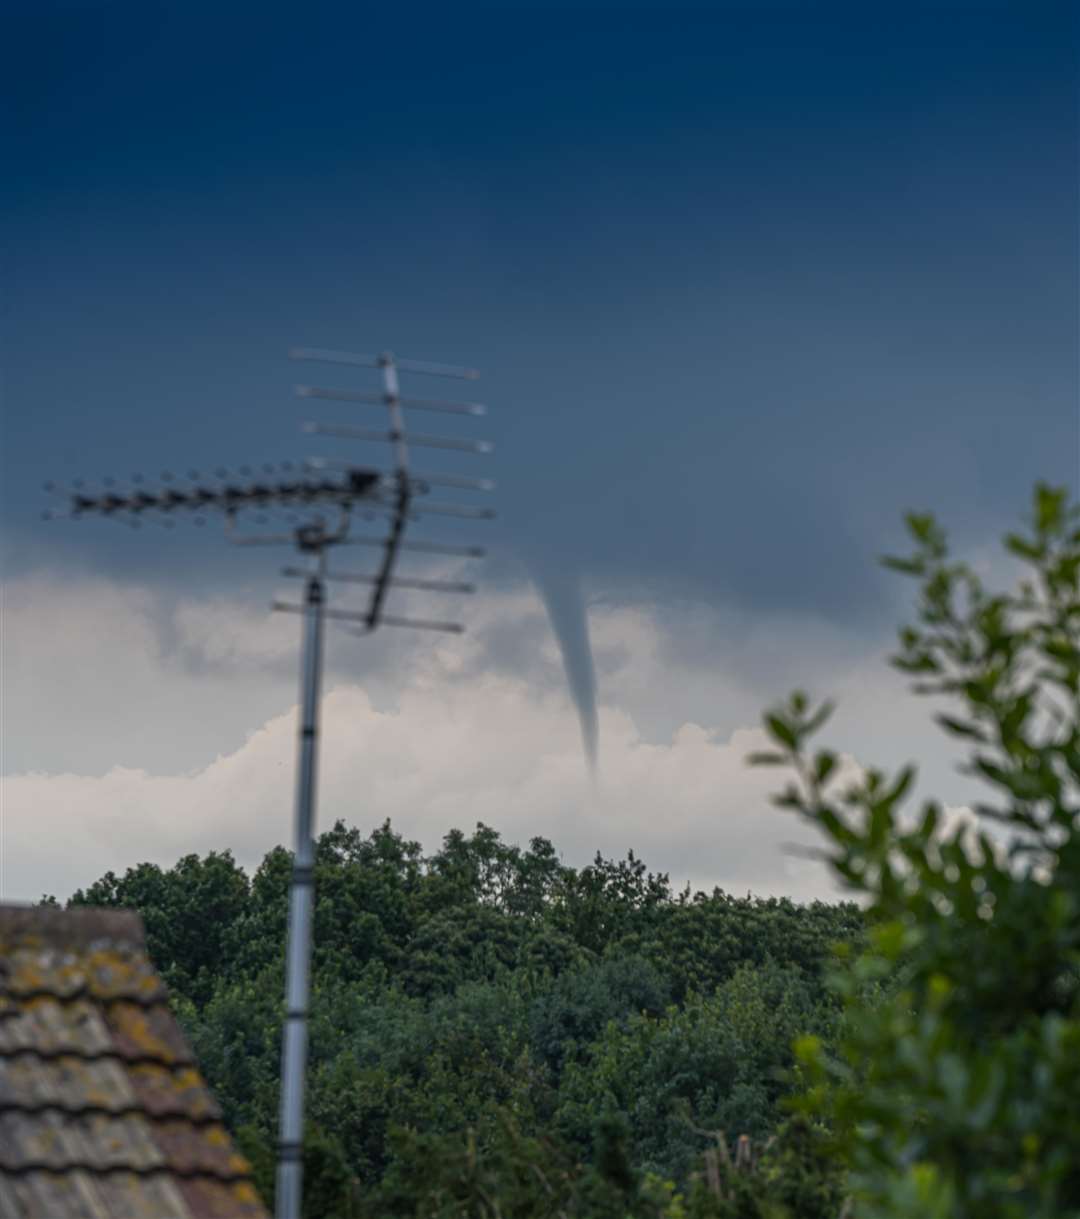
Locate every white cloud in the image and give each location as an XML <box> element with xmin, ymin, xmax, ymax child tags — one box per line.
<box><xmin>3</xmin><ymin>678</ymin><xmax>849</xmax><ymax>904</ymax></box>
<box><xmin>2</xmin><ymin>566</ymin><xmax>990</xmax><ymax>904</ymax></box>
<box><xmin>172</xmin><ymin>594</ymin><xmax>300</xmax><ymax>668</ymax></box>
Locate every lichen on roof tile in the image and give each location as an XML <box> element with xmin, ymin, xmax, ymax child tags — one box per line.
<box><xmin>127</xmin><ymin>1063</ymin><xmax>222</xmax><ymax>1122</ymax></box>
<box><xmin>83</xmin><ymin>947</ymin><xmax>168</xmax><ymax>1004</ymax></box>
<box><xmin>152</xmin><ymin>1120</ymin><xmax>253</xmax><ymax>1179</ymax></box>
<box><xmin>0</xmin><ymin>948</ymin><xmax>86</xmax><ymax>1000</ymax></box>
<box><xmin>177</xmin><ymin>1177</ymin><xmax>271</xmax><ymax>1219</ymax></box>
<box><xmin>104</xmin><ymin>1002</ymin><xmax>195</xmax><ymax>1067</ymax></box>
<box><xmin>0</xmin><ymin>946</ymin><xmax>168</xmax><ymax>1006</ymax></box>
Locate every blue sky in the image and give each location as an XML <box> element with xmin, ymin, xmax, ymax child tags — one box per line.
<box><xmin>2</xmin><ymin>0</ymin><xmax>1077</xmax><ymax>900</ymax></box>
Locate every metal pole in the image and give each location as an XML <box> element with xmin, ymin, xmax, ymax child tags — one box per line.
<box><xmin>276</xmin><ymin>556</ymin><xmax>326</xmax><ymax>1219</ymax></box>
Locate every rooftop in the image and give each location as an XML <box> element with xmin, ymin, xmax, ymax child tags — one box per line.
<box><xmin>0</xmin><ymin>904</ymin><xmax>269</xmax><ymax>1218</ymax></box>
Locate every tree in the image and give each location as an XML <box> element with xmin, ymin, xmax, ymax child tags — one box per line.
<box><xmin>753</xmin><ymin>482</ymin><xmax>1080</xmax><ymax>1217</ymax></box>
<box><xmin>70</xmin><ymin>850</ymin><xmax>250</xmax><ymax>1005</ymax></box>
<box><xmin>555</xmin><ymin>959</ymin><xmax>838</xmax><ymax>1184</ymax></box>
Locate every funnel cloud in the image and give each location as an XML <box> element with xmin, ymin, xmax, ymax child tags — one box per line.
<box><xmin>530</xmin><ymin>564</ymin><xmax>599</xmax><ymax>774</ymax></box>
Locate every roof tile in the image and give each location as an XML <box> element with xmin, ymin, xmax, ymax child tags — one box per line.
<box><xmin>0</xmin><ymin>1111</ymin><xmax>165</xmax><ymax>1173</ymax></box>
<box><xmin>151</xmin><ymin>1121</ymin><xmax>251</xmax><ymax>1179</ymax></box>
<box><xmin>90</xmin><ymin>1172</ymin><xmax>194</xmax><ymax>1219</ymax></box>
<box><xmin>0</xmin><ymin>998</ymin><xmax>114</xmax><ymax>1059</ymax></box>
<box><xmin>175</xmin><ymin>1178</ymin><xmax>270</xmax><ymax>1219</ymax></box>
<box><xmin>0</xmin><ymin>1170</ymin><xmax>193</xmax><ymax>1219</ymax></box>
<box><xmin>0</xmin><ymin>1170</ymin><xmax>112</xmax><ymax>1219</ymax></box>
<box><xmin>126</xmin><ymin>1065</ymin><xmax>221</xmax><ymax>1123</ymax></box>
<box><xmin>0</xmin><ymin>1056</ymin><xmax>136</xmax><ymax>1114</ymax></box>
<box><xmin>103</xmin><ymin>1003</ymin><xmax>195</xmax><ymax>1067</ymax></box>
<box><xmin>0</xmin><ymin>947</ymin><xmax>167</xmax><ymax>1006</ymax></box>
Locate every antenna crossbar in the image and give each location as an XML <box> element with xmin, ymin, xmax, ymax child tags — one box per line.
<box><xmin>304</xmin><ymin>458</ymin><xmax>493</xmax><ymax>494</ymax></box>
<box><xmin>338</xmin><ymin>535</ymin><xmax>486</xmax><ymax>558</ymax></box>
<box><xmin>282</xmin><ymin>566</ymin><xmax>476</xmax><ymax>594</ymax></box>
<box><xmin>303</xmin><ymin>422</ymin><xmax>493</xmax><ymax>454</ymax></box>
<box><xmin>296</xmin><ymin>385</ymin><xmax>486</xmax><ymax>416</ymax></box>
<box><xmin>289</xmin><ymin>346</ymin><xmax>480</xmax><ymax>379</ymax></box>
<box><xmin>409</xmin><ymin>501</ymin><xmax>497</xmax><ymax>520</ymax></box>
<box><xmin>45</xmin><ymin>469</ymin><xmax>380</xmax><ymax>520</ymax></box>
<box><xmin>271</xmin><ymin>601</ymin><xmax>464</xmax><ymax>633</ymax></box>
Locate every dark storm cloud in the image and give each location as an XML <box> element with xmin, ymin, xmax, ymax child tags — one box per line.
<box><xmin>3</xmin><ymin>1</ymin><xmax>1076</xmax><ymax>641</ymax></box>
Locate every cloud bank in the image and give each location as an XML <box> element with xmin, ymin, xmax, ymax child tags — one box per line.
<box><xmin>2</xmin><ymin>565</ymin><xmax>991</xmax><ymax>904</ymax></box>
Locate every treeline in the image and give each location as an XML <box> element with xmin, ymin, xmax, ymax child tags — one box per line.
<box><xmin>66</xmin><ymin>820</ymin><xmax>863</xmax><ymax>1216</ymax></box>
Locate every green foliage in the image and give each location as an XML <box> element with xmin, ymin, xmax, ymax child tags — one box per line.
<box><xmin>754</xmin><ymin>1116</ymin><xmax>848</xmax><ymax>1219</ymax></box>
<box><xmin>755</xmin><ymin>482</ymin><xmax>1080</xmax><ymax>1217</ymax></box>
<box><xmin>235</xmin><ymin>1122</ymin><xmax>359</xmax><ymax>1218</ymax></box>
<box><xmin>70</xmin><ymin>820</ymin><xmax>859</xmax><ymax>1215</ymax></box>
<box><xmin>70</xmin><ymin>850</ymin><xmax>250</xmax><ymax>1005</ymax></box>
<box><xmin>555</xmin><ymin>961</ymin><xmax>838</xmax><ymax>1184</ymax></box>
<box><xmin>355</xmin><ymin>1109</ymin><xmax>842</xmax><ymax>1219</ymax></box>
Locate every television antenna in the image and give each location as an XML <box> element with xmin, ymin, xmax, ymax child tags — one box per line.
<box><xmin>44</xmin><ymin>346</ymin><xmax>495</xmax><ymax>1219</ymax></box>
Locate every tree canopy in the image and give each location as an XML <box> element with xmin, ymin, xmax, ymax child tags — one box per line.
<box><xmin>68</xmin><ymin>820</ymin><xmax>859</xmax><ymax>1216</ymax></box>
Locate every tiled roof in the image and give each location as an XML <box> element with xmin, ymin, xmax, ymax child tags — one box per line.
<box><xmin>0</xmin><ymin>905</ymin><xmax>269</xmax><ymax>1219</ymax></box>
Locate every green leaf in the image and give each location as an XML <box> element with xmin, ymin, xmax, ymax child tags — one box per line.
<box><xmin>905</xmin><ymin>512</ymin><xmax>937</xmax><ymax>542</ymax></box>
<box><xmin>817</xmin><ymin>806</ymin><xmax>856</xmax><ymax>845</ymax></box>
<box><xmin>1003</xmin><ymin>532</ymin><xmax>1045</xmax><ymax>562</ymax></box>
<box><xmin>882</xmin><ymin>555</ymin><xmax>926</xmax><ymax>576</ymax></box>
<box><xmin>893</xmin><ymin>654</ymin><xmax>942</xmax><ymax>675</ymax></box>
<box><xmin>814</xmin><ymin>751</ymin><xmax>838</xmax><ymax>784</ymax></box>
<box><xmin>747</xmin><ymin>751</ymin><xmax>788</xmax><ymax>767</ymax></box>
<box><xmin>1035</xmin><ymin>483</ymin><xmax>1066</xmax><ymax>534</ymax></box>
<box><xmin>935</xmin><ymin>715</ymin><xmax>987</xmax><ymax>742</ymax></box>
<box><xmin>804</xmin><ymin>699</ymin><xmax>836</xmax><ymax>736</ymax></box>
<box><xmin>885</xmin><ymin>765</ymin><xmax>916</xmax><ymax>807</ymax></box>
<box><xmin>765</xmin><ymin>713</ymin><xmax>798</xmax><ymax>750</ymax></box>
<box><xmin>919</xmin><ymin>802</ymin><xmax>940</xmax><ymax>838</ymax></box>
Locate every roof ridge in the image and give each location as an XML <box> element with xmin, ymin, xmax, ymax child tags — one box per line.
<box><xmin>0</xmin><ymin>905</ymin><xmax>145</xmax><ymax>948</ymax></box>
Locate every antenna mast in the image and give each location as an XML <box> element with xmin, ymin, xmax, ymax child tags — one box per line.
<box><xmin>45</xmin><ymin>345</ymin><xmax>494</xmax><ymax>1219</ymax></box>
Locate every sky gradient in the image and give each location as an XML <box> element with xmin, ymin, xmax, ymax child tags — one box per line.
<box><xmin>3</xmin><ymin>0</ymin><xmax>1077</xmax><ymax>901</ymax></box>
